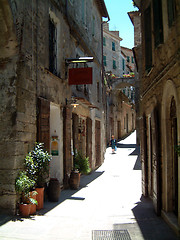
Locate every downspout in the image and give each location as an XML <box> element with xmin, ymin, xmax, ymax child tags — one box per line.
<box><xmin>101</xmin><ymin>18</ymin><xmax>109</xmax><ymax>146</ymax></box>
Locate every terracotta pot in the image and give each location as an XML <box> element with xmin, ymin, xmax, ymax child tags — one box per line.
<box><xmin>69</xmin><ymin>171</ymin><xmax>80</xmax><ymax>190</ymax></box>
<box><xmin>29</xmin><ymin>191</ymin><xmax>37</xmax><ymax>215</ymax></box>
<box><xmin>35</xmin><ymin>187</ymin><xmax>44</xmax><ymax>210</ymax></box>
<box><xmin>47</xmin><ymin>178</ymin><xmax>61</xmax><ymax>202</ymax></box>
<box><xmin>19</xmin><ymin>203</ymin><xmax>31</xmax><ymax>217</ymax></box>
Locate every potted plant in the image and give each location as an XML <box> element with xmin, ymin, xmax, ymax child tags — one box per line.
<box><xmin>15</xmin><ymin>171</ymin><xmax>37</xmax><ymax>217</ymax></box>
<box><xmin>24</xmin><ymin>143</ymin><xmax>51</xmax><ymax>210</ymax></box>
<box><xmin>69</xmin><ymin>150</ymin><xmax>91</xmax><ymax>190</ymax></box>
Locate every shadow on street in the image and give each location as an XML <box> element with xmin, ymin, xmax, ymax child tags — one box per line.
<box><xmin>132</xmin><ymin>196</ymin><xmax>179</xmax><ymax>240</ymax></box>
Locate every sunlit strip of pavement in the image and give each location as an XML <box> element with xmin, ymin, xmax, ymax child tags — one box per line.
<box><xmin>0</xmin><ymin>131</ymin><xmax>179</xmax><ymax>239</ymax></box>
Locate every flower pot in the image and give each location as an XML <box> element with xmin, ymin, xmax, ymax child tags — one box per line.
<box><xmin>29</xmin><ymin>191</ymin><xmax>37</xmax><ymax>215</ymax></box>
<box><xmin>47</xmin><ymin>178</ymin><xmax>61</xmax><ymax>202</ymax></box>
<box><xmin>35</xmin><ymin>187</ymin><xmax>44</xmax><ymax>210</ymax></box>
<box><xmin>69</xmin><ymin>170</ymin><xmax>80</xmax><ymax>190</ymax></box>
<box><xmin>19</xmin><ymin>203</ymin><xmax>31</xmax><ymax>217</ymax></box>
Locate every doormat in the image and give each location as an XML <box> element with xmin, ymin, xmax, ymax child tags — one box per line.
<box><xmin>92</xmin><ymin>230</ymin><xmax>131</xmax><ymax>240</ymax></box>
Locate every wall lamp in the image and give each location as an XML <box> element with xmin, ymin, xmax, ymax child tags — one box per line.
<box><xmin>66</xmin><ymin>98</ymin><xmax>79</xmax><ymax>108</ymax></box>
<box><xmin>65</xmin><ymin>57</ymin><xmax>94</xmax><ymax>64</ymax></box>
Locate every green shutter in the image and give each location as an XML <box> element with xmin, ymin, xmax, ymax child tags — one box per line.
<box><xmin>103</xmin><ymin>37</ymin><xmax>106</xmax><ymax>46</ymax></box>
<box><xmin>112</xmin><ymin>42</ymin><xmax>115</xmax><ymax>51</ymax></box>
<box><xmin>103</xmin><ymin>55</ymin><xmax>106</xmax><ymax>66</ymax></box>
<box><xmin>113</xmin><ymin>60</ymin><xmax>116</xmax><ymax>69</ymax></box>
<box><xmin>122</xmin><ymin>59</ymin><xmax>125</xmax><ymax>71</ymax></box>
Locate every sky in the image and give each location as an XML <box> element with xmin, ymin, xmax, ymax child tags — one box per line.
<box><xmin>104</xmin><ymin>0</ymin><xmax>138</xmax><ymax>49</ymax></box>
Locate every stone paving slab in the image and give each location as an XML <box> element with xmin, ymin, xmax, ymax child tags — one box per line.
<box><xmin>0</xmin><ymin>132</ymin><xmax>179</xmax><ymax>240</ymax></box>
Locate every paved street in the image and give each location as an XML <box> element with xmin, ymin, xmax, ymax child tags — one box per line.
<box><xmin>0</xmin><ymin>131</ymin><xmax>179</xmax><ymax>240</ymax></box>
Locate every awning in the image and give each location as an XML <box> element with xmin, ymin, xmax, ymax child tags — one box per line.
<box><xmin>75</xmin><ymin>97</ymin><xmax>98</xmax><ymax>109</ymax></box>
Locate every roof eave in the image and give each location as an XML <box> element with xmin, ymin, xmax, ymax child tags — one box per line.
<box><xmin>95</xmin><ymin>0</ymin><xmax>110</xmax><ymax>20</ymax></box>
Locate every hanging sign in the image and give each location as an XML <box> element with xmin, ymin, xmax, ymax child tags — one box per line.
<box><xmin>68</xmin><ymin>67</ymin><xmax>93</xmax><ymax>85</ymax></box>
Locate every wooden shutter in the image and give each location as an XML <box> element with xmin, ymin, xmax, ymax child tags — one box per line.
<box><xmin>37</xmin><ymin>97</ymin><xmax>50</xmax><ymax>152</ymax></box>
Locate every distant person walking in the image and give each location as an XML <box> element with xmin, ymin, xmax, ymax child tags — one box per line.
<box><xmin>110</xmin><ymin>135</ymin><xmax>117</xmax><ymax>154</ymax></box>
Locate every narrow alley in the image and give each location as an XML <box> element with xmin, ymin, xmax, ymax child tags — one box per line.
<box><xmin>0</xmin><ymin>131</ymin><xmax>178</xmax><ymax>240</ymax></box>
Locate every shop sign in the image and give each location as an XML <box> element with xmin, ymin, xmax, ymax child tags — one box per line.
<box><xmin>68</xmin><ymin>67</ymin><xmax>93</xmax><ymax>85</ymax></box>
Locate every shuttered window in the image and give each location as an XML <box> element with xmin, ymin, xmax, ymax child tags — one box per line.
<box><xmin>122</xmin><ymin>59</ymin><xmax>125</xmax><ymax>71</ymax></box>
<box><xmin>103</xmin><ymin>37</ymin><xmax>106</xmax><ymax>46</ymax></box>
<box><xmin>167</xmin><ymin>0</ymin><xmax>176</xmax><ymax>27</ymax></box>
<box><xmin>49</xmin><ymin>18</ymin><xmax>57</xmax><ymax>75</ymax></box>
<box><xmin>144</xmin><ymin>5</ymin><xmax>152</xmax><ymax>72</ymax></box>
<box><xmin>113</xmin><ymin>60</ymin><xmax>116</xmax><ymax>69</ymax></box>
<box><xmin>103</xmin><ymin>55</ymin><xmax>106</xmax><ymax>66</ymax></box>
<box><xmin>112</xmin><ymin>42</ymin><xmax>115</xmax><ymax>51</ymax></box>
<box><xmin>153</xmin><ymin>0</ymin><xmax>163</xmax><ymax>47</ymax></box>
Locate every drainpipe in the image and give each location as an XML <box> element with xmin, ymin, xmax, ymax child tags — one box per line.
<box><xmin>101</xmin><ymin>18</ymin><xmax>109</xmax><ymax>146</ymax></box>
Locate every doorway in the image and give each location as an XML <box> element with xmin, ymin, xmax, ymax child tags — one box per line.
<box><xmin>50</xmin><ymin>103</ymin><xmax>63</xmax><ymax>184</ymax></box>
<box><xmin>170</xmin><ymin>98</ymin><xmax>178</xmax><ymax>216</ymax></box>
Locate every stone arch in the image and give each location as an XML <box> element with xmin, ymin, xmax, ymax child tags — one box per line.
<box><xmin>161</xmin><ymin>80</ymin><xmax>179</xmax><ymax>214</ymax></box>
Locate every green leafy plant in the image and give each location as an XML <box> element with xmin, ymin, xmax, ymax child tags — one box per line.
<box><xmin>15</xmin><ymin>171</ymin><xmax>37</xmax><ymax>205</ymax></box>
<box><xmin>24</xmin><ymin>143</ymin><xmax>52</xmax><ymax>187</ymax></box>
<box><xmin>74</xmin><ymin>150</ymin><xmax>91</xmax><ymax>175</ymax></box>
<box><xmin>175</xmin><ymin>145</ymin><xmax>180</xmax><ymax>156</ymax></box>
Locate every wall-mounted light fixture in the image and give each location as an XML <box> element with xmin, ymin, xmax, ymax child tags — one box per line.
<box><xmin>66</xmin><ymin>98</ymin><xmax>79</xmax><ymax>108</ymax></box>
<box><xmin>65</xmin><ymin>57</ymin><xmax>94</xmax><ymax>64</ymax></box>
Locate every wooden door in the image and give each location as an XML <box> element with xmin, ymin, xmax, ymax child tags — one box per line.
<box><xmin>37</xmin><ymin>97</ymin><xmax>50</xmax><ymax>152</ymax></box>
<box><xmin>151</xmin><ymin>107</ymin><xmax>161</xmax><ymax>215</ymax></box>
<box><xmin>86</xmin><ymin>117</ymin><xmax>92</xmax><ymax>168</ymax></box>
<box><xmin>141</xmin><ymin>113</ymin><xmax>148</xmax><ymax>197</ymax></box>
<box><xmin>95</xmin><ymin>120</ymin><xmax>101</xmax><ymax>167</ymax></box>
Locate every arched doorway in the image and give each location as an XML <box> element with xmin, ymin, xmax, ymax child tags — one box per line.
<box><xmin>161</xmin><ymin>80</ymin><xmax>179</xmax><ymax>218</ymax></box>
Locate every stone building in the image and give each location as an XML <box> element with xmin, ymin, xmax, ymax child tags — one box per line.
<box><xmin>128</xmin><ymin>10</ymin><xmax>142</xmax><ymax>144</ymax></box>
<box><xmin>103</xmin><ymin>22</ymin><xmax>122</xmax><ymax>77</ymax></box>
<box><xmin>102</xmin><ymin>22</ymin><xmax>136</xmax><ymax>142</ymax></box>
<box><xmin>0</xmin><ymin>0</ymin><xmax>109</xmax><ymax>214</ymax></box>
<box><xmin>134</xmin><ymin>0</ymin><xmax>180</xmax><ymax>234</ymax></box>
<box><xmin>121</xmin><ymin>46</ymin><xmax>135</xmax><ymax>76</ymax></box>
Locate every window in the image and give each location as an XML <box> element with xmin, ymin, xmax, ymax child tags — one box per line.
<box><xmin>103</xmin><ymin>37</ymin><xmax>106</xmax><ymax>46</ymax></box>
<box><xmin>144</xmin><ymin>5</ymin><xmax>152</xmax><ymax>71</ymax></box>
<box><xmin>127</xmin><ymin>56</ymin><xmax>130</xmax><ymax>62</ymax></box>
<box><xmin>113</xmin><ymin>60</ymin><xmax>116</xmax><ymax>69</ymax></box>
<box><xmin>49</xmin><ymin>17</ymin><xmax>57</xmax><ymax>75</ymax></box>
<box><xmin>112</xmin><ymin>42</ymin><xmax>115</xmax><ymax>51</ymax></box>
<box><xmin>97</xmin><ymin>82</ymin><xmax>100</xmax><ymax>102</ymax></box>
<box><xmin>122</xmin><ymin>59</ymin><xmax>125</xmax><ymax>71</ymax></box>
<box><xmin>103</xmin><ymin>55</ymin><xmax>106</xmax><ymax>66</ymax></box>
<box><xmin>131</xmin><ymin>56</ymin><xmax>134</xmax><ymax>63</ymax></box>
<box><xmin>153</xmin><ymin>0</ymin><xmax>163</xmax><ymax>47</ymax></box>
<box><xmin>167</xmin><ymin>0</ymin><xmax>176</xmax><ymax>27</ymax></box>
